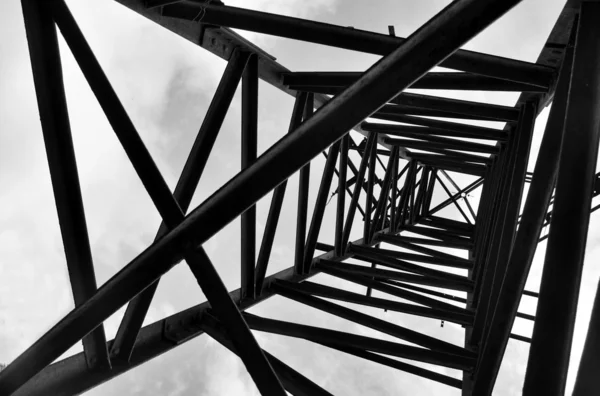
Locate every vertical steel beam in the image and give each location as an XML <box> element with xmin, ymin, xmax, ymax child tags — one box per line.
<box><xmin>397</xmin><ymin>160</ymin><xmax>417</xmax><ymax>228</ymax></box>
<box><xmin>303</xmin><ymin>141</ymin><xmax>341</xmax><ymax>273</ymax></box>
<box><xmin>524</xmin><ymin>4</ymin><xmax>600</xmax><ymax>394</ymax></box>
<box><xmin>409</xmin><ymin>167</ymin><xmax>418</xmax><ymax>224</ymax></box>
<box><xmin>335</xmin><ymin>136</ymin><xmax>349</xmax><ymax>256</ymax></box>
<box><xmin>573</xmin><ymin>280</ymin><xmax>600</xmax><ymax>396</ymax></box>
<box><xmin>423</xmin><ymin>168</ymin><xmax>438</xmax><ymax>216</ymax></box>
<box><xmin>341</xmin><ymin>132</ymin><xmax>377</xmax><ymax>249</ymax></box>
<box><xmin>472</xmin><ymin>103</ymin><xmax>537</xmax><ymax>346</ymax></box>
<box><xmin>414</xmin><ymin>166</ymin><xmax>430</xmax><ymax>218</ymax></box>
<box><xmin>472</xmin><ymin>19</ymin><xmax>576</xmax><ymax>394</ymax></box>
<box><xmin>256</xmin><ymin>92</ymin><xmax>308</xmax><ymax>289</ymax></box>
<box><xmin>241</xmin><ymin>53</ymin><xmax>259</xmax><ymax>300</ymax></box>
<box><xmin>363</xmin><ymin>137</ymin><xmax>377</xmax><ymax>243</ymax></box>
<box><xmin>370</xmin><ymin>147</ymin><xmax>400</xmax><ymax>240</ymax></box>
<box><xmin>20</xmin><ymin>0</ymin><xmax>110</xmax><ymax>371</ymax></box>
<box><xmin>389</xmin><ymin>154</ymin><xmax>400</xmax><ymax>230</ymax></box>
<box><xmin>293</xmin><ymin>94</ymin><xmax>314</xmax><ymax>275</ymax></box>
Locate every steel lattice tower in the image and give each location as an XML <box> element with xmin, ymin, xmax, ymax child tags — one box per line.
<box><xmin>2</xmin><ymin>0</ymin><xmax>600</xmax><ymax>395</ymax></box>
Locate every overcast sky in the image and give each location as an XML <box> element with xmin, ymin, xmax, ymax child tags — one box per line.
<box><xmin>1</xmin><ymin>0</ymin><xmax>598</xmax><ymax>395</ymax></box>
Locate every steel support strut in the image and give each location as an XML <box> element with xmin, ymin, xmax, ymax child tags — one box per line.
<box><xmin>241</xmin><ymin>53</ymin><xmax>259</xmax><ymax>300</ymax></box>
<box><xmin>20</xmin><ymin>0</ymin><xmax>110</xmax><ymax>371</ymax></box>
<box><xmin>472</xmin><ymin>18</ymin><xmax>577</xmax><ymax>394</ymax></box>
<box><xmin>524</xmin><ymin>3</ymin><xmax>600</xmax><ymax>394</ymax></box>
<box><xmin>255</xmin><ymin>92</ymin><xmax>307</xmax><ymax>289</ymax></box>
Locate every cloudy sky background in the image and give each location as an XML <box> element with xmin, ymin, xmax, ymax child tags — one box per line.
<box><xmin>1</xmin><ymin>0</ymin><xmax>599</xmax><ymax>395</ymax></box>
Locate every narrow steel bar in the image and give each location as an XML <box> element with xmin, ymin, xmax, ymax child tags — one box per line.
<box><xmin>390</xmin><ymin>152</ymin><xmax>400</xmax><ymax>230</ymax></box>
<box><xmin>363</xmin><ymin>136</ymin><xmax>377</xmax><ymax>243</ymax></box>
<box><xmin>411</xmin><ymin>147</ymin><xmax>493</xmax><ymax>167</ymax></box>
<box><xmin>401</xmin><ymin>225</ymin><xmax>472</xmax><ymax>247</ymax></box>
<box><xmin>243</xmin><ymin>313</ymin><xmax>475</xmax><ymax>370</ymax></box>
<box><xmin>20</xmin><ymin>0</ymin><xmax>110</xmax><ymax>371</ymax></box>
<box><xmin>293</xmin><ymin>94</ymin><xmax>312</xmax><ymax>276</ymax></box>
<box><xmin>412</xmin><ymin>154</ymin><xmax>486</xmax><ymax>177</ymax></box>
<box><xmin>182</xmin><ymin>2</ymin><xmax>552</xmax><ymax>86</ymax></box>
<box><xmin>525</xmin><ymin>4</ymin><xmax>600</xmax><ymax>394</ymax></box>
<box><xmin>363</xmin><ymin>121</ymin><xmax>506</xmax><ymax>142</ymax></box>
<box><xmin>509</xmin><ymin>334</ymin><xmax>531</xmax><ymax>343</ymax></box>
<box><xmin>0</xmin><ymin>1</ymin><xmax>525</xmax><ymax>391</ymax></box>
<box><xmin>368</xmin><ymin>125</ymin><xmax>501</xmax><ymax>155</ymax></box>
<box><xmin>335</xmin><ymin>136</ymin><xmax>349</xmax><ymax>256</ymax></box>
<box><xmin>284</xmin><ymin>71</ymin><xmax>546</xmax><ymax>93</ymax></box>
<box><xmin>319</xmin><ymin>259</ymin><xmax>472</xmax><ymax>292</ymax></box>
<box><xmin>370</xmin><ymin>147</ymin><xmax>399</xmax><ymax>240</ymax></box>
<box><xmin>415</xmin><ymin>166</ymin><xmax>430</xmax><ymax>218</ymax></box>
<box><xmin>572</xmin><ymin>280</ymin><xmax>600</xmax><ymax>396</ymax></box>
<box><xmin>423</xmin><ymin>169</ymin><xmax>438</xmax><ymax>216</ymax></box>
<box><xmin>515</xmin><ymin>312</ymin><xmax>535</xmax><ymax>321</ymax></box>
<box><xmin>389</xmin><ymin>92</ymin><xmax>519</xmax><ymax>122</ymax></box>
<box><xmin>351</xmin><ymin>244</ymin><xmax>472</xmax><ymax>271</ymax></box>
<box><xmin>241</xmin><ymin>53</ymin><xmax>259</xmax><ymax>300</ymax></box>
<box><xmin>389</xmin><ymin>235</ymin><xmax>471</xmax><ymax>250</ymax></box>
<box><xmin>472</xmin><ymin>19</ymin><xmax>576</xmax><ymax>394</ymax></box>
<box><xmin>315</xmin><ymin>242</ymin><xmax>335</xmax><ymax>252</ymax></box>
<box><xmin>273</xmin><ymin>279</ymin><xmax>472</xmax><ymax>325</ymax></box>
<box><xmin>386</xmin><ymin>281</ymin><xmax>468</xmax><ymax>305</ymax></box>
<box><xmin>377</xmin><ymin>234</ymin><xmax>472</xmax><ymax>263</ymax></box>
<box><xmin>409</xmin><ymin>166</ymin><xmax>418</xmax><ymax>224</ymax></box>
<box><xmin>384</xmin><ymin>135</ymin><xmax>498</xmax><ymax>157</ymax></box>
<box><xmin>422</xmin><ymin>215</ymin><xmax>474</xmax><ymax>234</ymax></box>
<box><xmin>370</xmin><ymin>113</ymin><xmax>507</xmax><ymax>141</ymax></box>
<box><xmin>397</xmin><ymin>160</ymin><xmax>417</xmax><ymax>229</ymax></box>
<box><xmin>303</xmin><ymin>141</ymin><xmax>341</xmax><ymax>273</ymax></box>
<box><xmin>256</xmin><ymin>92</ymin><xmax>308</xmax><ymax>287</ymax></box>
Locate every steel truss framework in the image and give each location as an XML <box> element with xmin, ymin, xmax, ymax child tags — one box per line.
<box><xmin>2</xmin><ymin>0</ymin><xmax>600</xmax><ymax>395</ymax></box>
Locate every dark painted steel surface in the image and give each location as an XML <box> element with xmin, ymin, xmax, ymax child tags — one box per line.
<box><xmin>525</xmin><ymin>3</ymin><xmax>600</xmax><ymax>394</ymax></box>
